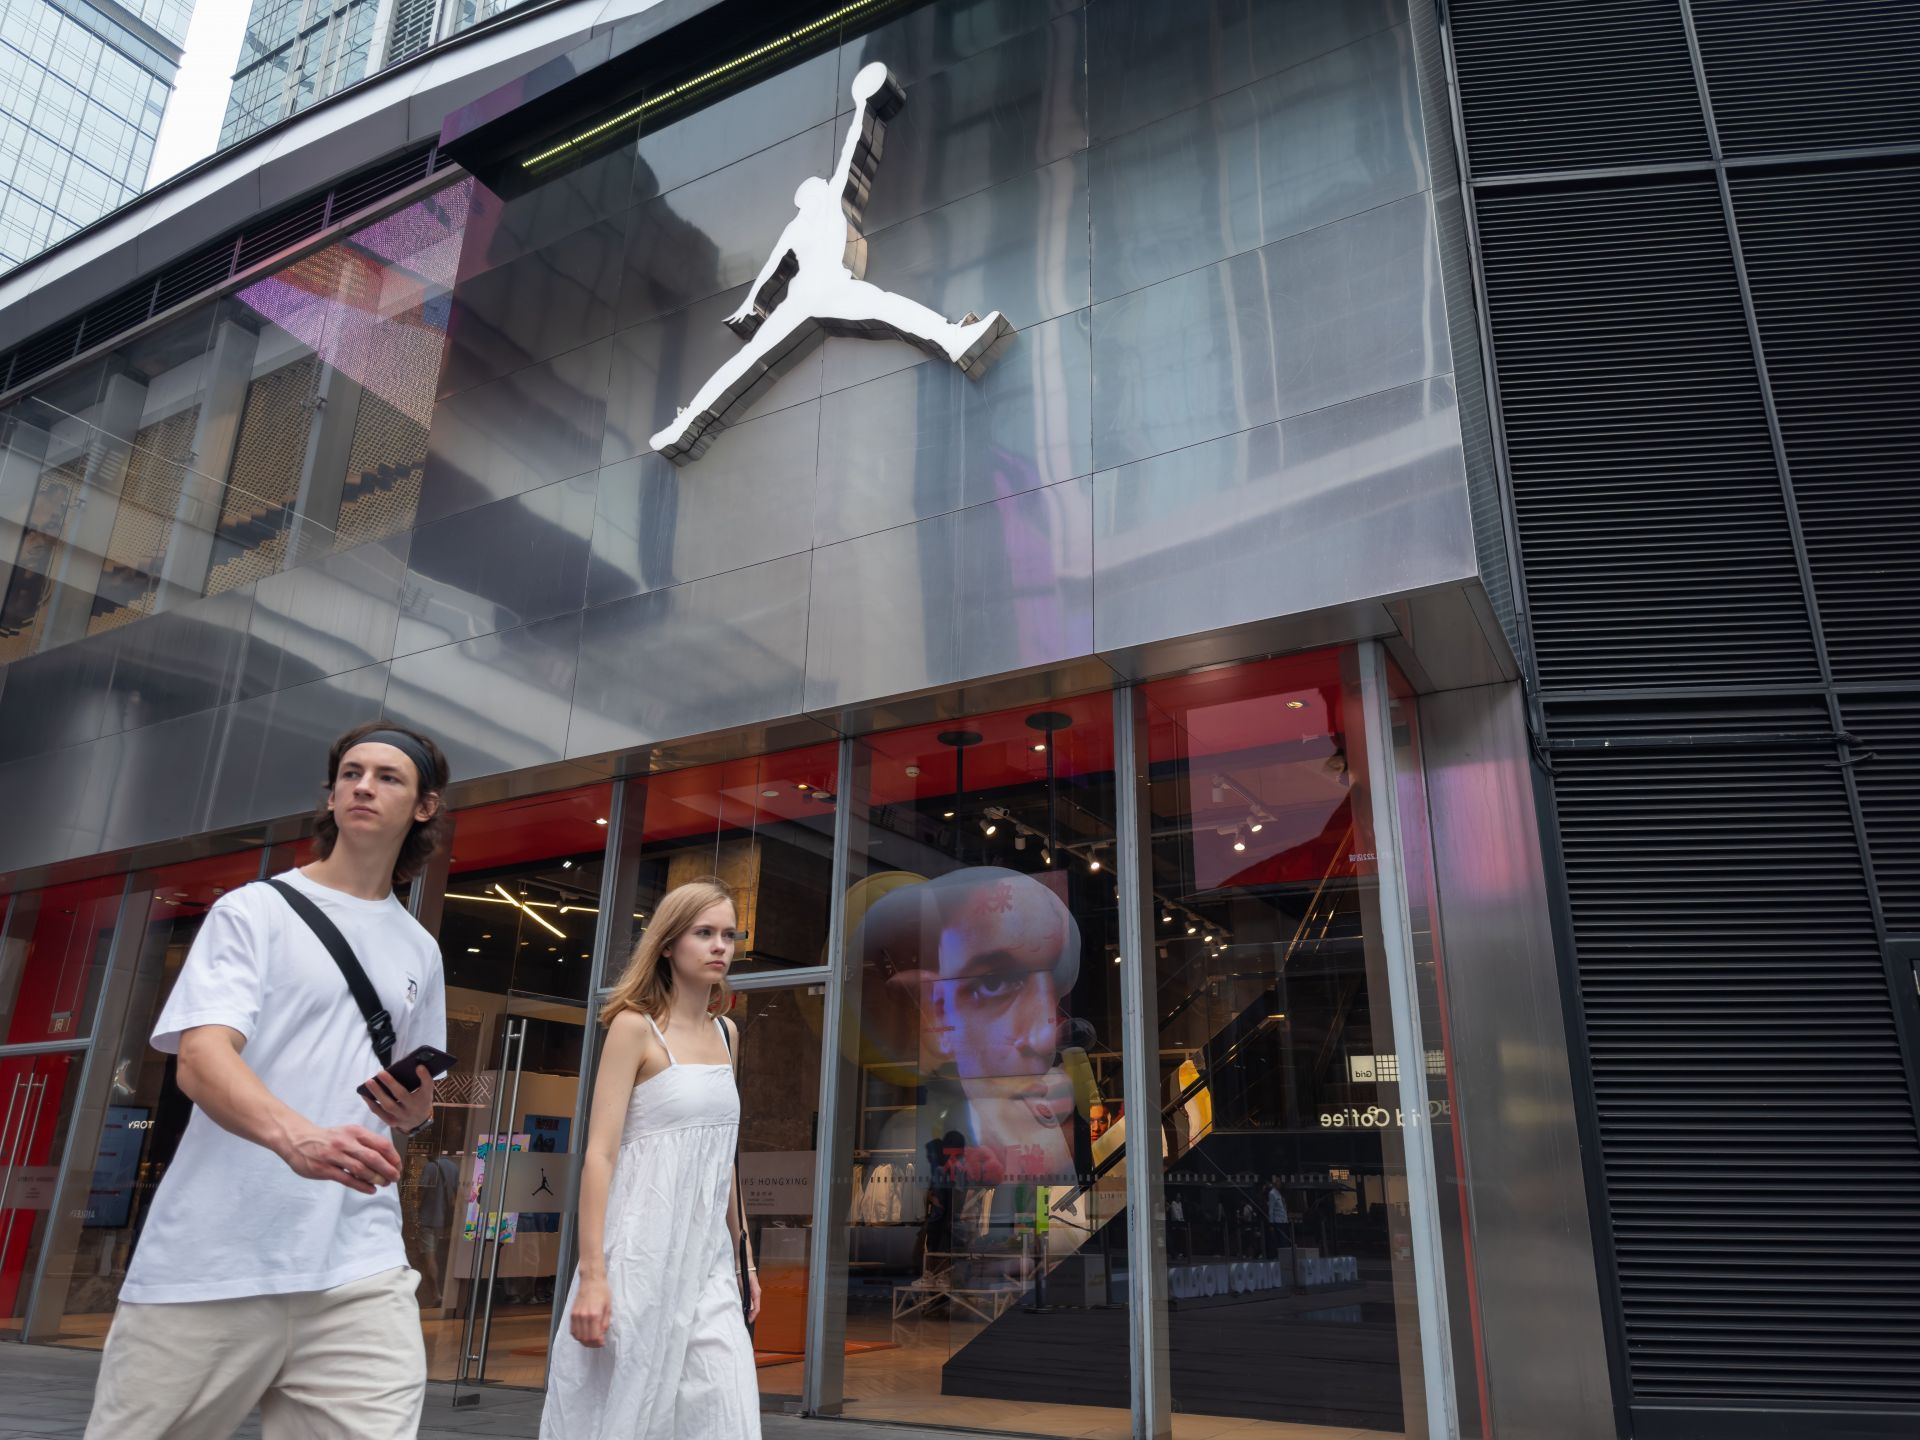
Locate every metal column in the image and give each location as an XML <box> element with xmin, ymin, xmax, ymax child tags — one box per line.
<box><xmin>1113</xmin><ymin>685</ymin><xmax>1172</xmax><ymax>1439</ymax></box>
<box><xmin>1356</xmin><ymin>639</ymin><xmax>1461</xmax><ymax>1440</ymax></box>
<box><xmin>547</xmin><ymin>779</ymin><xmax>630</xmax><ymax>1349</ymax></box>
<box><xmin>801</xmin><ymin>737</ymin><xmax>855</xmax><ymax>1416</ymax></box>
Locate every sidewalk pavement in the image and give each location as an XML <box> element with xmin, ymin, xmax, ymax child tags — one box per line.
<box><xmin>0</xmin><ymin>1341</ymin><xmax>967</xmax><ymax>1440</ymax></box>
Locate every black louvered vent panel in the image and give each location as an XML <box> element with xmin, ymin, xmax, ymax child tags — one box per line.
<box><xmin>1733</xmin><ymin>163</ymin><xmax>1920</xmax><ymax>684</ymax></box>
<box><xmin>1475</xmin><ymin>178</ymin><xmax>1816</xmax><ymax>691</ymax></box>
<box><xmin>1550</xmin><ymin>699</ymin><xmax>1920</xmax><ymax>1408</ymax></box>
<box><xmin>77</xmin><ymin>283</ymin><xmax>158</xmax><ymax>351</ymax></box>
<box><xmin>1448</xmin><ymin>0</ymin><xmax>1708</xmax><ymax>175</ymax></box>
<box><xmin>331</xmin><ymin>144</ymin><xmax>436</xmax><ymax>217</ymax></box>
<box><xmin>1692</xmin><ymin>0</ymin><xmax>1920</xmax><ymax>156</ymax></box>
<box><xmin>11</xmin><ymin>321</ymin><xmax>83</xmax><ymax>381</ymax></box>
<box><xmin>3</xmin><ymin>143</ymin><xmax>449</xmax><ymax>398</ymax></box>
<box><xmin>1845</xmin><ymin>697</ymin><xmax>1920</xmax><ymax>933</ymax></box>
<box><xmin>234</xmin><ymin>197</ymin><xmax>331</xmax><ymax>272</ymax></box>
<box><xmin>150</xmin><ymin>238</ymin><xmax>239</xmax><ymax>313</ymax></box>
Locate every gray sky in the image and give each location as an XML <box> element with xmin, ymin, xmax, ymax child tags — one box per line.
<box><xmin>148</xmin><ymin>0</ymin><xmax>252</xmax><ymax>188</ymax></box>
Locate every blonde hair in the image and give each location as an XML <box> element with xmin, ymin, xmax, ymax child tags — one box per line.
<box><xmin>599</xmin><ymin>878</ymin><xmax>736</xmax><ymax>1026</ymax></box>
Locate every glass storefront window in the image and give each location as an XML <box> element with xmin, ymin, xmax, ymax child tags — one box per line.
<box><xmin>1</xmin><ymin>874</ymin><xmax>126</xmax><ymax>1044</ymax></box>
<box><xmin>0</xmin><ymin>1050</ymin><xmax>84</xmax><ymax>1338</ymax></box>
<box><xmin>412</xmin><ymin>782</ymin><xmax>610</xmax><ymax>1386</ymax></box>
<box><xmin>732</xmin><ymin>984</ymin><xmax>826</xmax><ymax>1407</ymax></box>
<box><xmin>608</xmin><ymin>748</ymin><xmax>841</xmax><ymax>979</ymax></box>
<box><xmin>1141</xmin><ymin>648</ymin><xmax>1433</xmax><ymax>1439</ymax></box>
<box><xmin>31</xmin><ymin>847</ymin><xmax>263</xmax><ymax>1347</ymax></box>
<box><xmin>0</xmin><ymin>181</ymin><xmax>471</xmax><ymax>657</ymax></box>
<box><xmin>830</xmin><ymin>694</ymin><xmax>1129</xmax><ymax>1437</ymax></box>
<box><xmin>592</xmin><ymin>743</ymin><xmax>841</xmax><ymax>1403</ymax></box>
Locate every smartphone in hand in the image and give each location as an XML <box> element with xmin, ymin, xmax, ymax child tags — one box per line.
<box><xmin>356</xmin><ymin>1043</ymin><xmax>458</xmax><ymax>1104</ymax></box>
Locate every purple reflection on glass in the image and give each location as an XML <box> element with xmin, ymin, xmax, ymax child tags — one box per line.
<box><xmin>234</xmin><ymin>181</ymin><xmax>474</xmax><ymax>426</ymax></box>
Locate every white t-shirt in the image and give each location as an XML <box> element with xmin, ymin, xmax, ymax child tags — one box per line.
<box><xmin>121</xmin><ymin>869</ymin><xmax>445</xmax><ymax>1304</ymax></box>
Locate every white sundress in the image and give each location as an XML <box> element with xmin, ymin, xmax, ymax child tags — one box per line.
<box><xmin>540</xmin><ymin>1015</ymin><xmax>761</xmax><ymax>1440</ymax></box>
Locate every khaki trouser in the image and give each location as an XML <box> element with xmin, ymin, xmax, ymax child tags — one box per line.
<box><xmin>86</xmin><ymin>1266</ymin><xmax>425</xmax><ymax>1440</ymax></box>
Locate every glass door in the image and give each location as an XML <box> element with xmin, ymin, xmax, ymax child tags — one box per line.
<box><xmin>0</xmin><ymin>1050</ymin><xmax>83</xmax><ymax>1339</ymax></box>
<box><xmin>593</xmin><ymin>742</ymin><xmax>841</xmax><ymax>1411</ymax></box>
<box><xmin>731</xmin><ymin>982</ymin><xmax>826</xmax><ymax>1411</ymax></box>
<box><xmin>448</xmin><ymin>1004</ymin><xmax>588</xmax><ymax>1394</ymax></box>
<box><xmin>27</xmin><ymin>849</ymin><xmax>265</xmax><ymax>1348</ymax></box>
<box><xmin>0</xmin><ymin>873</ymin><xmax>127</xmax><ymax>1341</ymax></box>
<box><xmin>407</xmin><ymin>784</ymin><xmax>609</xmax><ymax>1391</ymax></box>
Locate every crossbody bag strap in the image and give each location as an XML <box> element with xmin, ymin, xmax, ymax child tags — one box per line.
<box><xmin>264</xmin><ymin>879</ymin><xmax>395</xmax><ymax>1070</ymax></box>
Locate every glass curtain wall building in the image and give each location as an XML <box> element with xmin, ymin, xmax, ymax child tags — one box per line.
<box><xmin>220</xmin><ymin>0</ymin><xmax>540</xmax><ymax>147</ymax></box>
<box><xmin>0</xmin><ymin>0</ymin><xmax>195</xmax><ymax>269</ymax></box>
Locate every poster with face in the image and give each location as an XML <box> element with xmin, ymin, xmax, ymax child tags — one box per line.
<box><xmin>858</xmin><ymin>867</ymin><xmax>1087</xmax><ymax>1192</ymax></box>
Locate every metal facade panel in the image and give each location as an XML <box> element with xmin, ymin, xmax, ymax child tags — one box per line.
<box><xmin>569</xmin><ymin>551</ymin><xmax>812</xmax><ymax>758</ymax></box>
<box><xmin>1418</xmin><ymin>683</ymin><xmax>1614</xmax><ymax>1440</ymax></box>
<box><xmin>206</xmin><ymin>660</ymin><xmax>392</xmax><ymax>832</ymax></box>
<box><xmin>586</xmin><ymin>407</ymin><xmax>819</xmax><ymax>610</ymax></box>
<box><xmin>1086</xmin><ymin>0</ymin><xmax>1398</xmax><ymax>142</ymax></box>
<box><xmin>631</xmin><ymin>50</ymin><xmax>841</xmax><ymax>201</ymax></box>
<box><xmin>617</xmin><ymin>124</ymin><xmax>838</xmax><ymax>332</ymax></box>
<box><xmin>238</xmin><ymin>532</ymin><xmax>410</xmax><ymax>699</ymax></box>
<box><xmin>839</xmin><ymin>9</ymin><xmax>1088</xmax><ymax>235</ymax></box>
<box><xmin>0</xmin><ymin>0</ymin><xmax>1493</xmax><ymax>884</ymax></box>
<box><xmin>834</xmin><ymin>150</ymin><xmax>1090</xmax><ymax>389</ymax></box>
<box><xmin>91</xmin><ymin>705</ymin><xmax>222</xmax><ymax>853</ymax></box>
<box><xmin>1091</xmin><ymin>376</ymin><xmax>1478</xmax><ymax>653</ymax></box>
<box><xmin>1089</xmin><ymin>23</ymin><xmax>1429</xmax><ymax>302</ymax></box>
<box><xmin>601</xmin><ymin>286</ymin><xmax>826</xmax><ymax>470</ymax></box>
<box><xmin>803</xmin><ymin>477</ymin><xmax>1094</xmax><ymax>711</ymax></box>
<box><xmin>396</xmin><ymin>473</ymin><xmax>597</xmax><ymax>657</ymax></box>
<box><xmin>0</xmin><ymin>733</ymin><xmax>108</xmax><ymax>869</ymax></box>
<box><xmin>101</xmin><ymin>585</ymin><xmax>255</xmax><ymax>736</ymax></box>
<box><xmin>383</xmin><ymin>611</ymin><xmax>583</xmax><ymax>780</ymax></box>
<box><xmin>1090</xmin><ymin>192</ymin><xmax>1453</xmax><ymax>472</ymax></box>
<box><xmin>0</xmin><ymin>633</ymin><xmax>119</xmax><ymax>758</ymax></box>
<box><xmin>813</xmin><ymin>309</ymin><xmax>1092</xmax><ymax>548</ymax></box>
<box><xmin>438</xmin><ymin>218</ymin><xmax>625</xmax><ymax>399</ymax></box>
<box><xmin>416</xmin><ymin>335</ymin><xmax>612</xmax><ymax>526</ymax></box>
<box><xmin>458</xmin><ymin>142</ymin><xmax>638</xmax><ymax>282</ymax></box>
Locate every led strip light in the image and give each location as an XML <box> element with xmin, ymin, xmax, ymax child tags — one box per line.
<box><xmin>521</xmin><ymin>0</ymin><xmax>893</xmax><ymax>170</ymax></box>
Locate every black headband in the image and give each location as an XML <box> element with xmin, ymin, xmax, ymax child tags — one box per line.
<box><xmin>346</xmin><ymin>729</ymin><xmax>441</xmax><ymax>792</ymax></box>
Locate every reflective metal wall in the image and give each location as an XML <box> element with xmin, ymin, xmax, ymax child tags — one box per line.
<box><xmin>1417</xmin><ymin>683</ymin><xmax>1613</xmax><ymax>1440</ymax></box>
<box><xmin>0</xmin><ymin>0</ymin><xmax>1491</xmax><ymax>886</ymax></box>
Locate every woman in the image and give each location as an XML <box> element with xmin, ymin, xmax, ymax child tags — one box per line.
<box><xmin>540</xmin><ymin>879</ymin><xmax>762</xmax><ymax>1439</ymax></box>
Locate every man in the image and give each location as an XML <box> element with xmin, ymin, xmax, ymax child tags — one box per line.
<box><xmin>87</xmin><ymin>722</ymin><xmax>452</xmax><ymax>1440</ymax></box>
<box><xmin>1266</xmin><ymin>1176</ymin><xmax>1292</xmax><ymax>1261</ymax></box>
<box><xmin>857</xmin><ymin>867</ymin><xmax>1096</xmax><ymax>1280</ymax></box>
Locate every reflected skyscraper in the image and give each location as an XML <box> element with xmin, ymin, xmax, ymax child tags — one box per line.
<box><xmin>220</xmin><ymin>0</ymin><xmax>536</xmax><ymax>147</ymax></box>
<box><xmin>0</xmin><ymin>0</ymin><xmax>197</xmax><ymax>269</ymax></box>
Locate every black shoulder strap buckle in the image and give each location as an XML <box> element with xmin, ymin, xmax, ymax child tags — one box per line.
<box><xmin>264</xmin><ymin>879</ymin><xmax>395</xmax><ymax>1070</ymax></box>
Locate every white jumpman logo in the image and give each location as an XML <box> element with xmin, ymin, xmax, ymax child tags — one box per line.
<box><xmin>649</xmin><ymin>62</ymin><xmax>1014</xmax><ymax>464</ymax></box>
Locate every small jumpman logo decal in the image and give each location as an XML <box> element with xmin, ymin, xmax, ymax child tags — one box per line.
<box><xmin>650</xmin><ymin>62</ymin><xmax>1015</xmax><ymax>464</ymax></box>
